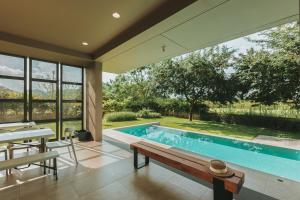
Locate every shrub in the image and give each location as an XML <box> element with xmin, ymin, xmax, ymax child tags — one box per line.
<box><xmin>137</xmin><ymin>109</ymin><xmax>161</xmax><ymax>118</ymax></box>
<box><xmin>105</xmin><ymin>112</ymin><xmax>137</xmax><ymax>122</ymax></box>
<box><xmin>199</xmin><ymin>112</ymin><xmax>300</xmax><ymax>132</ymax></box>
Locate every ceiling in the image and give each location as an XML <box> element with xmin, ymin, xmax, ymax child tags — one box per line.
<box><xmin>99</xmin><ymin>0</ymin><xmax>299</xmax><ymax>73</ymax></box>
<box><xmin>0</xmin><ymin>0</ymin><xmax>195</xmax><ymax>66</ymax></box>
<box><xmin>0</xmin><ymin>0</ymin><xmax>298</xmax><ymax>72</ymax></box>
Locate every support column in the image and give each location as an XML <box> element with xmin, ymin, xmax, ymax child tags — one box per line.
<box><xmin>85</xmin><ymin>61</ymin><xmax>102</xmax><ymax>141</ymax></box>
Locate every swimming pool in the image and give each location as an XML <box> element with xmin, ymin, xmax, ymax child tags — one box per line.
<box><xmin>118</xmin><ymin>124</ymin><xmax>300</xmax><ymax>182</ymax></box>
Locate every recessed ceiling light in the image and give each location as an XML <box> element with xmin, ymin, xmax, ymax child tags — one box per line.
<box><xmin>82</xmin><ymin>42</ymin><xmax>88</xmax><ymax>46</ymax></box>
<box><xmin>112</xmin><ymin>12</ymin><xmax>120</xmax><ymax>19</ymax></box>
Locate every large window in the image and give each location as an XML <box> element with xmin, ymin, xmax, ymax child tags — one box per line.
<box><xmin>0</xmin><ymin>54</ymin><xmax>84</xmax><ymax>140</ymax></box>
<box><xmin>29</xmin><ymin>59</ymin><xmax>59</xmax><ymax>138</ymax></box>
<box><xmin>0</xmin><ymin>53</ymin><xmax>26</xmax><ymax>123</ymax></box>
<box><xmin>61</xmin><ymin>65</ymin><xmax>83</xmax><ymax>138</ymax></box>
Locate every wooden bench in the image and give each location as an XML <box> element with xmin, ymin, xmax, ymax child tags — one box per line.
<box><xmin>0</xmin><ymin>151</ymin><xmax>59</xmax><ymax>180</ymax></box>
<box><xmin>130</xmin><ymin>141</ymin><xmax>244</xmax><ymax>200</ymax></box>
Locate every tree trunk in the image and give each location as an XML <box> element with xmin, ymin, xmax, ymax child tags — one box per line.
<box><xmin>189</xmin><ymin>104</ymin><xmax>194</xmax><ymax>121</ymax></box>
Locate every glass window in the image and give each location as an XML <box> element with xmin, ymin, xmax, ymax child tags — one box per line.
<box><xmin>32</xmin><ymin>81</ymin><xmax>56</xmax><ymax>100</ymax></box>
<box><xmin>63</xmin><ymin>103</ymin><xmax>82</xmax><ymax>119</ymax></box>
<box><xmin>0</xmin><ymin>54</ymin><xmax>24</xmax><ymax>77</ymax></box>
<box><xmin>0</xmin><ymin>102</ymin><xmax>24</xmax><ymax>122</ymax></box>
<box><xmin>62</xmin><ymin>84</ymin><xmax>82</xmax><ymax>100</ymax></box>
<box><xmin>31</xmin><ymin>60</ymin><xmax>57</xmax><ymax>80</ymax></box>
<box><xmin>0</xmin><ymin>78</ymin><xmax>24</xmax><ymax>99</ymax></box>
<box><xmin>32</xmin><ymin>102</ymin><xmax>56</xmax><ymax>120</ymax></box>
<box><xmin>62</xmin><ymin>65</ymin><xmax>82</xmax><ymax>83</ymax></box>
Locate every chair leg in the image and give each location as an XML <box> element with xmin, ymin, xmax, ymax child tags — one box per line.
<box><xmin>8</xmin><ymin>145</ymin><xmax>13</xmax><ymax>174</ymax></box>
<box><xmin>67</xmin><ymin>146</ymin><xmax>72</xmax><ymax>159</ymax></box>
<box><xmin>48</xmin><ymin>148</ymin><xmax>51</xmax><ymax>173</ymax></box>
<box><xmin>70</xmin><ymin>144</ymin><xmax>78</xmax><ymax>165</ymax></box>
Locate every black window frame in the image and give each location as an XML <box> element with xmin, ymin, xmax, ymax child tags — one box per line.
<box><xmin>60</xmin><ymin>63</ymin><xmax>84</xmax><ymax>139</ymax></box>
<box><xmin>29</xmin><ymin>58</ymin><xmax>59</xmax><ymax>139</ymax></box>
<box><xmin>0</xmin><ymin>52</ymin><xmax>27</xmax><ymax>124</ymax></box>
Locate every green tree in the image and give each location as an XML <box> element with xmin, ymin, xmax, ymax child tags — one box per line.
<box><xmin>152</xmin><ymin>46</ymin><xmax>236</xmax><ymax>121</ymax></box>
<box><xmin>236</xmin><ymin>22</ymin><xmax>300</xmax><ymax>108</ymax></box>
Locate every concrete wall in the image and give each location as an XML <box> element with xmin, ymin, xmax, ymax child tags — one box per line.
<box><xmin>85</xmin><ymin>62</ymin><xmax>102</xmax><ymax>141</ymax></box>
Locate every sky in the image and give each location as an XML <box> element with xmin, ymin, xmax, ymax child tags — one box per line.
<box><xmin>102</xmin><ymin>32</ymin><xmax>263</xmax><ymax>83</ymax></box>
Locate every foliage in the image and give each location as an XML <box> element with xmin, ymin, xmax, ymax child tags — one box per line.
<box><xmin>152</xmin><ymin>46</ymin><xmax>237</xmax><ymax>121</ymax></box>
<box><xmin>199</xmin><ymin>112</ymin><xmax>300</xmax><ymax>133</ymax></box>
<box><xmin>137</xmin><ymin>109</ymin><xmax>161</xmax><ymax>118</ymax></box>
<box><xmin>104</xmin><ymin>112</ymin><xmax>137</xmax><ymax>122</ymax></box>
<box><xmin>236</xmin><ymin>22</ymin><xmax>300</xmax><ymax>108</ymax></box>
<box><xmin>208</xmin><ymin>101</ymin><xmax>300</xmax><ymax>119</ymax></box>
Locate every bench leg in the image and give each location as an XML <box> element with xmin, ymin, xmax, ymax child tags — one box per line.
<box><xmin>133</xmin><ymin>148</ymin><xmax>149</xmax><ymax>169</ymax></box>
<box><xmin>43</xmin><ymin>161</ymin><xmax>46</xmax><ymax>175</ymax></box>
<box><xmin>213</xmin><ymin>178</ymin><xmax>233</xmax><ymax>200</ymax></box>
<box><xmin>53</xmin><ymin>158</ymin><xmax>58</xmax><ymax>180</ymax></box>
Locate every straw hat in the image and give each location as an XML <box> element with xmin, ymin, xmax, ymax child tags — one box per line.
<box><xmin>208</xmin><ymin>160</ymin><xmax>234</xmax><ymax>178</ymax></box>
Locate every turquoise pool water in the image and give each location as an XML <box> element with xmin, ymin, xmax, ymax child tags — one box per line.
<box><xmin>118</xmin><ymin>125</ymin><xmax>300</xmax><ymax>182</ymax></box>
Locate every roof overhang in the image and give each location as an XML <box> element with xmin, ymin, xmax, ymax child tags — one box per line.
<box><xmin>99</xmin><ymin>0</ymin><xmax>299</xmax><ymax>73</ymax></box>
<box><xmin>0</xmin><ymin>0</ymin><xmax>298</xmax><ymax>70</ymax></box>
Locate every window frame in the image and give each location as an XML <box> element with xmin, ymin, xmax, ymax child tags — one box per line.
<box><xmin>29</xmin><ymin>58</ymin><xmax>59</xmax><ymax>139</ymax></box>
<box><xmin>0</xmin><ymin>52</ymin><xmax>27</xmax><ymax>123</ymax></box>
<box><xmin>60</xmin><ymin>63</ymin><xmax>84</xmax><ymax>139</ymax></box>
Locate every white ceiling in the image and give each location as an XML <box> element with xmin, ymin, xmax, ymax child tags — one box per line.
<box><xmin>99</xmin><ymin>0</ymin><xmax>299</xmax><ymax>73</ymax></box>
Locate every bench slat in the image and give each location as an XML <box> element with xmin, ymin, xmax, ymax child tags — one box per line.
<box><xmin>131</xmin><ymin>141</ymin><xmax>244</xmax><ymax>194</ymax></box>
<box><xmin>0</xmin><ymin>151</ymin><xmax>59</xmax><ymax>170</ymax></box>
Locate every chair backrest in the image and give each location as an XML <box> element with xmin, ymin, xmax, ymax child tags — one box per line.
<box><xmin>64</xmin><ymin>128</ymin><xmax>75</xmax><ymax>141</ymax></box>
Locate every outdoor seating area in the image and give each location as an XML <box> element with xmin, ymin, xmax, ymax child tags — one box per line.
<box><xmin>0</xmin><ymin>1</ymin><xmax>299</xmax><ymax>200</ymax></box>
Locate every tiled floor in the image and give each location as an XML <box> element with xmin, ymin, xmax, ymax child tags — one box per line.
<box><xmin>0</xmin><ymin>140</ymin><xmax>214</xmax><ymax>200</ymax></box>
<box><xmin>1</xmin><ymin>140</ymin><xmax>300</xmax><ymax>200</ymax></box>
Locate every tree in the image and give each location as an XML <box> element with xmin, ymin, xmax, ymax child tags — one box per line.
<box><xmin>103</xmin><ymin>65</ymin><xmax>161</xmax><ymax>113</ymax></box>
<box><xmin>152</xmin><ymin>46</ymin><xmax>237</xmax><ymax>121</ymax></box>
<box><xmin>236</xmin><ymin>22</ymin><xmax>300</xmax><ymax>108</ymax></box>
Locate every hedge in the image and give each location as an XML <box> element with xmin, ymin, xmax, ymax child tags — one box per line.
<box><xmin>105</xmin><ymin>112</ymin><xmax>137</xmax><ymax>122</ymax></box>
<box><xmin>199</xmin><ymin>113</ymin><xmax>300</xmax><ymax>132</ymax></box>
<box><xmin>137</xmin><ymin>109</ymin><xmax>161</xmax><ymax>118</ymax></box>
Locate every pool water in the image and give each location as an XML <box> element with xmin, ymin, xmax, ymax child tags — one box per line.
<box><xmin>118</xmin><ymin>125</ymin><xmax>300</xmax><ymax>182</ymax></box>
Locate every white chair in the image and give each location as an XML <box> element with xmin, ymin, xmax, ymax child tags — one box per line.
<box><xmin>46</xmin><ymin>128</ymin><xmax>78</xmax><ymax>164</ymax></box>
<box><xmin>0</xmin><ymin>130</ymin><xmax>8</xmax><ymax>175</ymax></box>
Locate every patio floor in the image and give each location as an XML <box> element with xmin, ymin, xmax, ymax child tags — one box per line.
<box><xmin>0</xmin><ymin>140</ymin><xmax>299</xmax><ymax>200</ymax></box>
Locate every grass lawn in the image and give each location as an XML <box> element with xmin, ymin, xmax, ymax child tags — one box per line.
<box><xmin>103</xmin><ymin>116</ymin><xmax>299</xmax><ymax>140</ymax></box>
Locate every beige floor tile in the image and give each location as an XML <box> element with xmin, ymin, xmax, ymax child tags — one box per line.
<box><xmin>80</xmin><ymin>181</ymin><xmax>137</xmax><ymax>200</ymax></box>
<box><xmin>80</xmin><ymin>155</ymin><xmax>119</xmax><ymax>169</ymax></box>
<box><xmin>92</xmin><ymin>143</ymin><xmax>121</xmax><ymax>153</ymax></box>
<box><xmin>0</xmin><ymin>185</ymin><xmax>19</xmax><ymax>200</ymax></box>
<box><xmin>111</xmin><ymin>149</ymin><xmax>133</xmax><ymax>159</ymax></box>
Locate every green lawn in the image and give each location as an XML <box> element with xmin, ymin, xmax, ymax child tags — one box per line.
<box><xmin>103</xmin><ymin>116</ymin><xmax>299</xmax><ymax>140</ymax></box>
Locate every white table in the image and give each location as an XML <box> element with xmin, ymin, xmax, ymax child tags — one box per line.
<box><xmin>0</xmin><ymin>128</ymin><xmax>54</xmax><ymax>152</ymax></box>
<box><xmin>0</xmin><ymin>122</ymin><xmax>36</xmax><ymax>130</ymax></box>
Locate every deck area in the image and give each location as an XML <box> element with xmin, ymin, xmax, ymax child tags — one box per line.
<box><xmin>0</xmin><ymin>140</ymin><xmax>299</xmax><ymax>200</ymax></box>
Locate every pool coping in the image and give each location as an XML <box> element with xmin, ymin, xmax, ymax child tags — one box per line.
<box><xmin>108</xmin><ymin>122</ymin><xmax>300</xmax><ymax>151</ymax></box>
